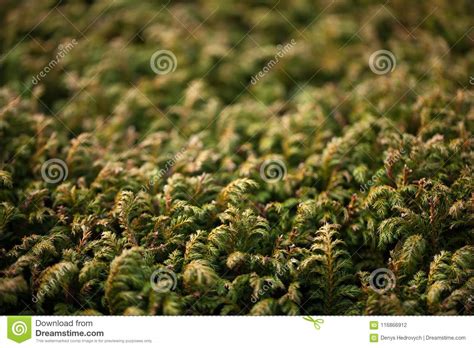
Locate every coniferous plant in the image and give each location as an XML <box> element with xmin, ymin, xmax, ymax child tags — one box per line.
<box><xmin>0</xmin><ymin>0</ymin><xmax>473</xmax><ymax>315</ymax></box>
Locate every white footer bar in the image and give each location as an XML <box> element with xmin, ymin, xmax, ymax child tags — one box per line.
<box><xmin>1</xmin><ymin>316</ymin><xmax>472</xmax><ymax>347</ymax></box>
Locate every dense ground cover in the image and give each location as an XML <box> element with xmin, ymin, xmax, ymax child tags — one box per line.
<box><xmin>0</xmin><ymin>0</ymin><xmax>473</xmax><ymax>315</ymax></box>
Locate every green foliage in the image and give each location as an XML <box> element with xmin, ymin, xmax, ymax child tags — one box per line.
<box><xmin>105</xmin><ymin>247</ymin><xmax>152</xmax><ymax>314</ymax></box>
<box><xmin>298</xmin><ymin>224</ymin><xmax>360</xmax><ymax>314</ymax></box>
<box><xmin>427</xmin><ymin>246</ymin><xmax>474</xmax><ymax>314</ymax></box>
<box><xmin>0</xmin><ymin>0</ymin><xmax>473</xmax><ymax>315</ymax></box>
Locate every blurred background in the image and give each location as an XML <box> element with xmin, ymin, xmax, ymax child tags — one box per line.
<box><xmin>1</xmin><ymin>0</ymin><xmax>473</xmax><ymax>133</ymax></box>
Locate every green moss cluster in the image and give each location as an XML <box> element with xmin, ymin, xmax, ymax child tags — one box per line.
<box><xmin>0</xmin><ymin>0</ymin><xmax>473</xmax><ymax>315</ymax></box>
